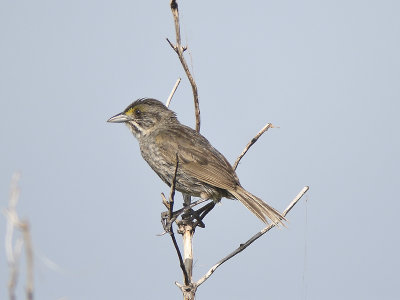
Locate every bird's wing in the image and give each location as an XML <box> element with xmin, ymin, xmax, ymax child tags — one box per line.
<box><xmin>155</xmin><ymin>127</ymin><xmax>238</xmax><ymax>190</ymax></box>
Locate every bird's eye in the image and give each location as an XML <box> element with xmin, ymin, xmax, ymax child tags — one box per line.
<box><xmin>135</xmin><ymin>108</ymin><xmax>141</xmax><ymax>116</ymax></box>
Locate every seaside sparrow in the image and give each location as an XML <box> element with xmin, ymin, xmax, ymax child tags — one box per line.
<box><xmin>108</xmin><ymin>98</ymin><xmax>284</xmax><ymax>225</ymax></box>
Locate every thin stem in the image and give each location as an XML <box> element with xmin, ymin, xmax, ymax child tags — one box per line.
<box><xmin>180</xmin><ymin>194</ymin><xmax>194</xmax><ymax>283</ymax></box>
<box><xmin>166</xmin><ymin>78</ymin><xmax>181</xmax><ymax>108</ymax></box>
<box><xmin>196</xmin><ymin>186</ymin><xmax>309</xmax><ymax>287</ymax></box>
<box><xmin>21</xmin><ymin>222</ymin><xmax>33</xmax><ymax>300</ymax></box>
<box><xmin>168</xmin><ymin>0</ymin><xmax>200</xmax><ymax>132</ymax></box>
<box><xmin>233</xmin><ymin>123</ymin><xmax>273</xmax><ymax>170</ymax></box>
<box><xmin>165</xmin><ymin>156</ymin><xmax>190</xmax><ymax>286</ymax></box>
<box><xmin>5</xmin><ymin>172</ymin><xmax>35</xmax><ymax>300</ymax></box>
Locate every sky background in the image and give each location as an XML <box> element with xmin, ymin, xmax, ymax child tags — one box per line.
<box><xmin>1</xmin><ymin>1</ymin><xmax>399</xmax><ymax>299</ymax></box>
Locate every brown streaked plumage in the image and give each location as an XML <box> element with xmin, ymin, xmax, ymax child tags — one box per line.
<box><xmin>108</xmin><ymin>98</ymin><xmax>285</xmax><ymax>225</ymax></box>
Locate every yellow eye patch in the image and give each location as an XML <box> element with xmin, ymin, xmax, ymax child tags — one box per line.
<box><xmin>125</xmin><ymin>105</ymin><xmax>144</xmax><ymax>116</ymax></box>
<box><xmin>125</xmin><ymin>107</ymin><xmax>134</xmax><ymax>116</ymax></box>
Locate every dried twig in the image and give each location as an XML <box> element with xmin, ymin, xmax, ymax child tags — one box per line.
<box><xmin>196</xmin><ymin>186</ymin><xmax>309</xmax><ymax>287</ymax></box>
<box><xmin>233</xmin><ymin>123</ymin><xmax>274</xmax><ymax>170</ymax></box>
<box><xmin>21</xmin><ymin>222</ymin><xmax>34</xmax><ymax>300</ymax></box>
<box><xmin>167</xmin><ymin>0</ymin><xmax>200</xmax><ymax>132</ymax></box>
<box><xmin>7</xmin><ymin>237</ymin><xmax>23</xmax><ymax>300</ymax></box>
<box><xmin>161</xmin><ymin>156</ymin><xmax>190</xmax><ymax>285</ymax></box>
<box><xmin>4</xmin><ymin>172</ymin><xmax>34</xmax><ymax>300</ymax></box>
<box><xmin>175</xmin><ymin>193</ymin><xmax>196</xmax><ymax>299</ymax></box>
<box><xmin>166</xmin><ymin>78</ymin><xmax>181</xmax><ymax>108</ymax></box>
<box><xmin>166</xmin><ymin>3</ymin><xmax>199</xmax><ymax>298</ymax></box>
<box><xmin>163</xmin><ymin>2</ymin><xmax>308</xmax><ymax>299</ymax></box>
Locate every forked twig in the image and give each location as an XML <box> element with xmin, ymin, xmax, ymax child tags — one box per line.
<box><xmin>167</xmin><ymin>0</ymin><xmax>200</xmax><ymax>132</ymax></box>
<box><xmin>195</xmin><ymin>186</ymin><xmax>309</xmax><ymax>287</ymax></box>
<box><xmin>233</xmin><ymin>123</ymin><xmax>274</xmax><ymax>170</ymax></box>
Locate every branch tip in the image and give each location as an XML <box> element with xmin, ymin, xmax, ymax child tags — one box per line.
<box><xmin>233</xmin><ymin>123</ymin><xmax>273</xmax><ymax>170</ymax></box>
<box><xmin>168</xmin><ymin>0</ymin><xmax>200</xmax><ymax>132</ymax></box>
<box><xmin>166</xmin><ymin>78</ymin><xmax>181</xmax><ymax>107</ymax></box>
<box><xmin>195</xmin><ymin>185</ymin><xmax>309</xmax><ymax>287</ymax></box>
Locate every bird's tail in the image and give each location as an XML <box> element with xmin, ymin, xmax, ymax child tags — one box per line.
<box><xmin>230</xmin><ymin>186</ymin><xmax>286</xmax><ymax>226</ymax></box>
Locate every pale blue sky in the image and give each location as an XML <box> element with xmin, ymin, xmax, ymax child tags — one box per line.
<box><xmin>1</xmin><ymin>1</ymin><xmax>399</xmax><ymax>299</ymax></box>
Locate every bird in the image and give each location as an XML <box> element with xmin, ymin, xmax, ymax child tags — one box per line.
<box><xmin>107</xmin><ymin>98</ymin><xmax>285</xmax><ymax>225</ymax></box>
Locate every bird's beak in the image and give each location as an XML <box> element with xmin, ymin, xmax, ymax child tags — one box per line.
<box><xmin>107</xmin><ymin>113</ymin><xmax>130</xmax><ymax>123</ymax></box>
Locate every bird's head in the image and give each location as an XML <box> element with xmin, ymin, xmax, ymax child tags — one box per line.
<box><xmin>107</xmin><ymin>98</ymin><xmax>177</xmax><ymax>138</ymax></box>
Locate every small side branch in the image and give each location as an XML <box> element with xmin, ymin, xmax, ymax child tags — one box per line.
<box><xmin>167</xmin><ymin>0</ymin><xmax>200</xmax><ymax>132</ymax></box>
<box><xmin>166</xmin><ymin>78</ymin><xmax>181</xmax><ymax>108</ymax></box>
<box><xmin>233</xmin><ymin>123</ymin><xmax>273</xmax><ymax>170</ymax></box>
<box><xmin>196</xmin><ymin>186</ymin><xmax>309</xmax><ymax>288</ymax></box>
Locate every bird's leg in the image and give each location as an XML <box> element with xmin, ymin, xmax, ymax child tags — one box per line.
<box><xmin>161</xmin><ymin>208</ymin><xmax>183</xmax><ymax>233</ymax></box>
<box><xmin>192</xmin><ymin>202</ymin><xmax>215</xmax><ymax>228</ymax></box>
<box><xmin>181</xmin><ymin>201</ymin><xmax>216</xmax><ymax>229</ymax></box>
<box><xmin>161</xmin><ymin>198</ymin><xmax>211</xmax><ymax>233</ymax></box>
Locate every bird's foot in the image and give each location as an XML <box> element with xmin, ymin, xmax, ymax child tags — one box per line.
<box><xmin>160</xmin><ymin>199</ymin><xmax>215</xmax><ymax>233</ymax></box>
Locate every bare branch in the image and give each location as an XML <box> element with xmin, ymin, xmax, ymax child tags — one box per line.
<box><xmin>282</xmin><ymin>186</ymin><xmax>309</xmax><ymax>216</ymax></box>
<box><xmin>8</xmin><ymin>237</ymin><xmax>23</xmax><ymax>300</ymax></box>
<box><xmin>166</xmin><ymin>78</ymin><xmax>182</xmax><ymax>108</ymax></box>
<box><xmin>164</xmin><ymin>3</ymin><xmax>308</xmax><ymax>300</ymax></box>
<box><xmin>4</xmin><ymin>172</ymin><xmax>35</xmax><ymax>300</ymax></box>
<box><xmin>5</xmin><ymin>172</ymin><xmax>21</xmax><ymax>265</ymax></box>
<box><xmin>170</xmin><ymin>229</ymin><xmax>189</xmax><ymax>286</ymax></box>
<box><xmin>21</xmin><ymin>222</ymin><xmax>34</xmax><ymax>300</ymax></box>
<box><xmin>233</xmin><ymin>123</ymin><xmax>274</xmax><ymax>170</ymax></box>
<box><xmin>5</xmin><ymin>172</ymin><xmax>21</xmax><ymax>300</ymax></box>
<box><xmin>168</xmin><ymin>0</ymin><xmax>200</xmax><ymax>132</ymax></box>
<box><xmin>196</xmin><ymin>186</ymin><xmax>310</xmax><ymax>287</ymax></box>
<box><xmin>181</xmin><ymin>222</ymin><xmax>193</xmax><ymax>281</ymax></box>
<box><xmin>162</xmin><ymin>156</ymin><xmax>190</xmax><ymax>286</ymax></box>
